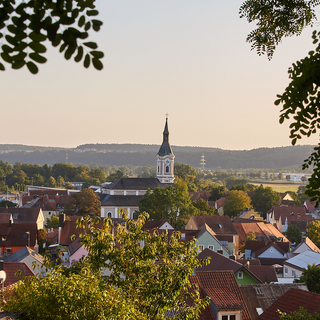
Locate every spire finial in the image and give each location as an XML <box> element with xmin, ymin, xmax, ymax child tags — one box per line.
<box><xmin>165</xmin><ymin>113</ymin><xmax>169</xmax><ymax>119</ymax></box>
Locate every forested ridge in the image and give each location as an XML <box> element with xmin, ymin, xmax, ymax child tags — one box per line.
<box><xmin>0</xmin><ymin>144</ymin><xmax>315</xmax><ymax>170</ymax></box>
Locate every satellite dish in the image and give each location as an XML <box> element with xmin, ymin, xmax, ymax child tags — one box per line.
<box><xmin>0</xmin><ymin>270</ymin><xmax>7</xmax><ymax>284</ymax></box>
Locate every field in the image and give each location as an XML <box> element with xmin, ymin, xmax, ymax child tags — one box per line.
<box><xmin>249</xmin><ymin>180</ymin><xmax>305</xmax><ymax>192</ymax></box>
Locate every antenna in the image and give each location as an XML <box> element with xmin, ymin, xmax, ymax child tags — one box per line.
<box><xmin>200</xmin><ymin>153</ymin><xmax>206</xmax><ymax>170</ymax></box>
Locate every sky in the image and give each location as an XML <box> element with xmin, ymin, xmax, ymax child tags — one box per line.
<box><xmin>1</xmin><ymin>0</ymin><xmax>320</xmax><ymax>150</ymax></box>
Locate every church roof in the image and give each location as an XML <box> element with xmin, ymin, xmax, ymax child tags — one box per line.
<box><xmin>102</xmin><ymin>177</ymin><xmax>173</xmax><ymax>190</ymax></box>
<box><xmin>157</xmin><ymin>117</ymin><xmax>174</xmax><ymax>157</ymax></box>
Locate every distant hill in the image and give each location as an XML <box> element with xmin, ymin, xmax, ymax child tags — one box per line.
<box><xmin>0</xmin><ymin>144</ymin><xmax>315</xmax><ymax>170</ymax></box>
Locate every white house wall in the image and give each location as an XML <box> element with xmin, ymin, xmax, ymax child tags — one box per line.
<box><xmin>257</xmin><ymin>247</ymin><xmax>285</xmax><ymax>259</ymax></box>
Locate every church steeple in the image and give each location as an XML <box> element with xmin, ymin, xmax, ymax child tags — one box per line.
<box><xmin>156</xmin><ymin>115</ymin><xmax>175</xmax><ymax>183</ymax></box>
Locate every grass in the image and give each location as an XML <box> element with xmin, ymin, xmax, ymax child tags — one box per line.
<box><xmin>249</xmin><ymin>180</ymin><xmax>305</xmax><ymax>192</ymax></box>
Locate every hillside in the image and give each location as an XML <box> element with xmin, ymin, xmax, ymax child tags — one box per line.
<box><xmin>0</xmin><ymin>144</ymin><xmax>315</xmax><ymax>170</ymax></box>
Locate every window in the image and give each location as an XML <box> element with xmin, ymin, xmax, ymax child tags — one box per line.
<box><xmin>166</xmin><ymin>166</ymin><xmax>169</xmax><ymax>173</ymax></box>
<box><xmin>284</xmin><ymin>267</ymin><xmax>288</xmax><ymax>275</ymax></box>
<box><xmin>158</xmin><ymin>166</ymin><xmax>159</xmax><ymax>173</ymax></box>
<box><xmin>208</xmin><ymin>245</ymin><xmax>214</xmax><ymax>250</ymax></box>
<box><xmin>133</xmin><ymin>211</ymin><xmax>139</xmax><ymax>220</ymax></box>
<box><xmin>107</xmin><ymin>212</ymin><xmax>112</xmax><ymax>218</ymax></box>
<box><xmin>181</xmin><ymin>233</ymin><xmax>186</xmax><ymax>240</ymax></box>
<box><xmin>292</xmin><ymin>270</ymin><xmax>296</xmax><ymax>278</ymax></box>
<box><xmin>237</xmin><ymin>272</ymin><xmax>243</xmax><ymax>279</ymax></box>
<box><xmin>1</xmin><ymin>236</ymin><xmax>7</xmax><ymax>241</ymax></box>
<box><xmin>222</xmin><ymin>315</ymin><xmax>236</xmax><ymax>320</ymax></box>
<box><xmin>49</xmin><ymin>212</ymin><xmax>51</xmax><ymax>215</ymax></box>
<box><xmin>199</xmin><ymin>245</ymin><xmax>204</xmax><ymax>252</ymax></box>
<box><xmin>13</xmin><ymin>213</ymin><xmax>19</xmax><ymax>219</ymax></box>
<box><xmin>218</xmin><ymin>224</ymin><xmax>223</xmax><ymax>228</ymax></box>
<box><xmin>5</xmin><ymin>248</ymin><xmax>11</xmax><ymax>255</ymax></box>
<box><xmin>255</xmin><ymin>287</ymin><xmax>263</xmax><ymax>295</ymax></box>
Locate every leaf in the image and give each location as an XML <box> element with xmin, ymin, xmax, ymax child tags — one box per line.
<box><xmin>90</xmin><ymin>50</ymin><xmax>104</xmax><ymax>59</ymax></box>
<box><xmin>86</xmin><ymin>10</ymin><xmax>99</xmax><ymax>16</ymax></box>
<box><xmin>28</xmin><ymin>42</ymin><xmax>47</xmax><ymax>53</ymax></box>
<box><xmin>84</xmin><ymin>21</ymin><xmax>91</xmax><ymax>31</ymax></box>
<box><xmin>29</xmin><ymin>53</ymin><xmax>47</xmax><ymax>64</ymax></box>
<box><xmin>29</xmin><ymin>32</ymin><xmax>47</xmax><ymax>42</ymax></box>
<box><xmin>92</xmin><ymin>58</ymin><xmax>103</xmax><ymax>70</ymax></box>
<box><xmin>84</xmin><ymin>54</ymin><xmax>90</xmax><ymax>68</ymax></box>
<box><xmin>0</xmin><ymin>63</ymin><xmax>5</xmax><ymax>71</ymax></box>
<box><xmin>1</xmin><ymin>52</ymin><xmax>12</xmax><ymax>63</ymax></box>
<box><xmin>78</xmin><ymin>15</ymin><xmax>85</xmax><ymax>27</ymax></box>
<box><xmin>26</xmin><ymin>61</ymin><xmax>38</xmax><ymax>74</ymax></box>
<box><xmin>83</xmin><ymin>42</ymin><xmax>97</xmax><ymax>49</ymax></box>
<box><xmin>12</xmin><ymin>60</ymin><xmax>25</xmax><ymax>69</ymax></box>
<box><xmin>74</xmin><ymin>46</ymin><xmax>84</xmax><ymax>62</ymax></box>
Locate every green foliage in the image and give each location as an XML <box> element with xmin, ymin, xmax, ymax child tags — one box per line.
<box><xmin>306</xmin><ymin>220</ymin><xmax>320</xmax><ymax>248</ymax></box>
<box><xmin>251</xmin><ymin>185</ymin><xmax>282</xmax><ymax>217</ymax></box>
<box><xmin>45</xmin><ymin>215</ymin><xmax>59</xmax><ymax>228</ymax></box>
<box><xmin>192</xmin><ymin>199</ymin><xmax>218</xmax><ymax>216</ymax></box>
<box><xmin>0</xmin><ymin>0</ymin><xmax>103</xmax><ymax>73</ymax></box>
<box><xmin>279</xmin><ymin>306</ymin><xmax>320</xmax><ymax>319</ymax></box>
<box><xmin>79</xmin><ymin>213</ymin><xmax>210</xmax><ymax>319</ymax></box>
<box><xmin>239</xmin><ymin>0</ymin><xmax>317</xmax><ymax>59</ymax></box>
<box><xmin>0</xmin><ymin>200</ymin><xmax>17</xmax><ymax>207</ymax></box>
<box><xmin>223</xmin><ymin>190</ymin><xmax>252</xmax><ymax>218</ymax></box>
<box><xmin>225</xmin><ymin>176</ymin><xmax>248</xmax><ymax>190</ymax></box>
<box><xmin>106</xmin><ymin>169</ymin><xmax>125</xmax><ymax>182</ymax></box>
<box><xmin>139</xmin><ymin>181</ymin><xmax>198</xmax><ymax>227</ymax></box>
<box><xmin>64</xmin><ymin>188</ymin><xmax>101</xmax><ymax>216</ymax></box>
<box><xmin>285</xmin><ymin>224</ymin><xmax>302</xmax><ymax>244</ymax></box>
<box><xmin>230</xmin><ymin>184</ymin><xmax>248</xmax><ymax>191</ymax></box>
<box><xmin>209</xmin><ymin>185</ymin><xmax>226</xmax><ymax>201</ymax></box>
<box><xmin>285</xmin><ymin>190</ymin><xmax>301</xmax><ymax>205</ymax></box>
<box><xmin>294</xmin><ymin>264</ymin><xmax>320</xmax><ymax>294</ymax></box>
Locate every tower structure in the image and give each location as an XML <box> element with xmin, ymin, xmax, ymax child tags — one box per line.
<box><xmin>156</xmin><ymin>115</ymin><xmax>175</xmax><ymax>183</ymax></box>
<box><xmin>200</xmin><ymin>153</ymin><xmax>206</xmax><ymax>170</ymax></box>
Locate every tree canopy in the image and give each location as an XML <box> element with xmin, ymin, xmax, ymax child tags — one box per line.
<box><xmin>223</xmin><ymin>190</ymin><xmax>252</xmax><ymax>218</ymax></box>
<box><xmin>285</xmin><ymin>224</ymin><xmax>302</xmax><ymax>245</ymax></box>
<box><xmin>64</xmin><ymin>188</ymin><xmax>101</xmax><ymax>216</ymax></box>
<box><xmin>1</xmin><ymin>213</ymin><xmax>210</xmax><ymax>319</ymax></box>
<box><xmin>294</xmin><ymin>263</ymin><xmax>320</xmax><ymax>294</ymax></box>
<box><xmin>0</xmin><ymin>0</ymin><xmax>103</xmax><ymax>73</ymax></box>
<box><xmin>306</xmin><ymin>220</ymin><xmax>320</xmax><ymax>248</ymax></box>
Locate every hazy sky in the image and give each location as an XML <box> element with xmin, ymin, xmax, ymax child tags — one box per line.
<box><xmin>2</xmin><ymin>0</ymin><xmax>319</xmax><ymax>150</ymax></box>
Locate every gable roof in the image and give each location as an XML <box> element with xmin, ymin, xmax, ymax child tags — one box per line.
<box><xmin>0</xmin><ymin>223</ymin><xmax>37</xmax><ymax>247</ymax></box>
<box><xmin>246</xmin><ymin>265</ymin><xmax>278</xmax><ymax>283</ymax></box>
<box><xmin>190</xmin><ymin>190</ymin><xmax>212</xmax><ymax>201</ymax></box>
<box><xmin>267</xmin><ymin>204</ymin><xmax>307</xmax><ymax>221</ymax></box>
<box><xmin>4</xmin><ymin>246</ymin><xmax>44</xmax><ymax>264</ymax></box>
<box><xmin>100</xmin><ymin>194</ymin><xmax>143</xmax><ymax>206</ymax></box>
<box><xmin>0</xmin><ymin>207</ymin><xmax>43</xmax><ymax>224</ymax></box>
<box><xmin>103</xmin><ymin>177</ymin><xmax>173</xmax><ymax>190</ymax></box>
<box><xmin>294</xmin><ymin>236</ymin><xmax>320</xmax><ymax>253</ymax></box>
<box><xmin>195</xmin><ymin>271</ymin><xmax>251</xmax><ymax>320</ymax></box>
<box><xmin>191</xmin><ymin>215</ymin><xmax>237</xmax><ymax>235</ymax></box>
<box><xmin>142</xmin><ymin>217</ymin><xmax>174</xmax><ymax>230</ymax></box>
<box><xmin>257</xmin><ymin>288</ymin><xmax>320</xmax><ymax>320</ymax></box>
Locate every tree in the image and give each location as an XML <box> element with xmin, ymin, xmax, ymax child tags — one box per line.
<box><xmin>45</xmin><ymin>215</ymin><xmax>59</xmax><ymax>228</ymax></box>
<box><xmin>106</xmin><ymin>170</ymin><xmax>124</xmax><ymax>182</ymax></box>
<box><xmin>208</xmin><ymin>185</ymin><xmax>226</xmax><ymax>201</ymax></box>
<box><xmin>45</xmin><ymin>176</ymin><xmax>56</xmax><ymax>188</ymax></box>
<box><xmin>306</xmin><ymin>220</ymin><xmax>320</xmax><ymax>248</ymax></box>
<box><xmin>230</xmin><ymin>184</ymin><xmax>248</xmax><ymax>191</ymax></box>
<box><xmin>37</xmin><ymin>229</ymin><xmax>48</xmax><ymax>254</ymax></box>
<box><xmin>225</xmin><ymin>176</ymin><xmax>248</xmax><ymax>190</ymax></box>
<box><xmin>297</xmin><ymin>185</ymin><xmax>310</xmax><ymax>203</ymax></box>
<box><xmin>278</xmin><ymin>172</ymin><xmax>284</xmax><ymax>180</ymax></box>
<box><xmin>270</xmin><ymin>173</ymin><xmax>276</xmax><ymax>181</ymax></box>
<box><xmin>279</xmin><ymin>306</ymin><xmax>320</xmax><ymax>320</ymax></box>
<box><xmin>0</xmin><ymin>0</ymin><xmax>103</xmax><ymax>74</ymax></box>
<box><xmin>285</xmin><ymin>191</ymin><xmax>301</xmax><ymax>205</ymax></box>
<box><xmin>1</xmin><ymin>213</ymin><xmax>210</xmax><ymax>319</ymax></box>
<box><xmin>0</xmin><ymin>200</ymin><xmax>17</xmax><ymax>207</ymax></box>
<box><xmin>223</xmin><ymin>190</ymin><xmax>252</xmax><ymax>218</ymax></box>
<box><xmin>192</xmin><ymin>199</ymin><xmax>218</xmax><ymax>216</ymax></box>
<box><xmin>286</xmin><ymin>175</ymin><xmax>291</xmax><ymax>181</ymax></box>
<box><xmin>285</xmin><ymin>224</ymin><xmax>302</xmax><ymax>245</ymax></box>
<box><xmin>64</xmin><ymin>188</ymin><xmax>101</xmax><ymax>216</ymax></box>
<box><xmin>240</xmin><ymin>1</ymin><xmax>320</xmax><ymax>203</ymax></box>
<box><xmin>264</xmin><ymin>171</ymin><xmax>269</xmax><ymax>180</ymax></box>
<box><xmin>294</xmin><ymin>264</ymin><xmax>320</xmax><ymax>294</ymax></box>
<box><xmin>139</xmin><ymin>181</ymin><xmax>198</xmax><ymax>227</ymax></box>
<box><xmin>251</xmin><ymin>185</ymin><xmax>282</xmax><ymax>218</ymax></box>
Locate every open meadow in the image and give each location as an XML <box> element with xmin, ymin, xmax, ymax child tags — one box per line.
<box><xmin>249</xmin><ymin>180</ymin><xmax>305</xmax><ymax>193</ymax></box>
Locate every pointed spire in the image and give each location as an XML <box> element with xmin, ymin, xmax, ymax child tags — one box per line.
<box><xmin>157</xmin><ymin>115</ymin><xmax>174</xmax><ymax>157</ymax></box>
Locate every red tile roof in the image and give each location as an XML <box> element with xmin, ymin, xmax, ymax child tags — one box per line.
<box><xmin>257</xmin><ymin>288</ymin><xmax>320</xmax><ymax>319</ymax></box>
<box><xmin>0</xmin><ymin>223</ymin><xmax>38</xmax><ymax>247</ymax></box>
<box><xmin>192</xmin><ymin>216</ymin><xmax>237</xmax><ymax>235</ymax></box>
<box><xmin>195</xmin><ymin>271</ymin><xmax>251</xmax><ymax>320</ymax></box>
<box><xmin>247</xmin><ymin>265</ymin><xmax>278</xmax><ymax>283</ymax></box>
<box><xmin>267</xmin><ymin>204</ymin><xmax>307</xmax><ymax>221</ymax></box>
<box><xmin>3</xmin><ymin>262</ymin><xmax>35</xmax><ymax>287</ymax></box>
<box><xmin>190</xmin><ymin>190</ymin><xmax>212</xmax><ymax>201</ymax></box>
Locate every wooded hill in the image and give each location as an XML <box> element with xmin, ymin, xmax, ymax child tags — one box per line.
<box><xmin>0</xmin><ymin>144</ymin><xmax>315</xmax><ymax>170</ymax></box>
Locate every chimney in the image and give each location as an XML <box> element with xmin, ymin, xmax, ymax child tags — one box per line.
<box><xmin>59</xmin><ymin>214</ymin><xmax>65</xmax><ymax>228</ymax></box>
<box><xmin>265</xmin><ymin>239</ymin><xmax>268</xmax><ymax>246</ymax></box>
<box><xmin>246</xmin><ymin>261</ymin><xmax>250</xmax><ymax>269</ymax></box>
<box><xmin>34</xmin><ymin>242</ymin><xmax>39</xmax><ymax>254</ymax></box>
<box><xmin>217</xmin><ymin>247</ymin><xmax>223</xmax><ymax>255</ymax></box>
<box><xmin>229</xmin><ymin>254</ymin><xmax>235</xmax><ymax>260</ymax></box>
<box><xmin>301</xmin><ymin>236</ymin><xmax>306</xmax><ymax>243</ymax></box>
<box><xmin>0</xmin><ymin>260</ymin><xmax>3</xmax><ymax>271</ymax></box>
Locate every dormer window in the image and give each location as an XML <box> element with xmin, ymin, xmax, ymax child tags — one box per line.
<box><xmin>181</xmin><ymin>233</ymin><xmax>185</xmax><ymax>240</ymax></box>
<box><xmin>13</xmin><ymin>213</ymin><xmax>19</xmax><ymax>219</ymax></box>
<box><xmin>218</xmin><ymin>224</ymin><xmax>223</xmax><ymax>228</ymax></box>
<box><xmin>2</xmin><ymin>236</ymin><xmax>7</xmax><ymax>241</ymax></box>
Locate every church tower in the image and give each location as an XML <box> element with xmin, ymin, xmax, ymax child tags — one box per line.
<box><xmin>156</xmin><ymin>115</ymin><xmax>175</xmax><ymax>183</ymax></box>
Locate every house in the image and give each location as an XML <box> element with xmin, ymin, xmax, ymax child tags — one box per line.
<box><xmin>257</xmin><ymin>288</ymin><xmax>320</xmax><ymax>319</ymax></box>
<box><xmin>283</xmin><ymin>250</ymin><xmax>320</xmax><ymax>279</ymax></box>
<box><xmin>185</xmin><ymin>215</ymin><xmax>240</xmax><ymax>257</ymax></box>
<box><xmin>142</xmin><ymin>217</ymin><xmax>175</xmax><ymax>231</ymax></box>
<box><xmin>192</xmin><ymin>270</ymin><xmax>251</xmax><ymax>320</ymax></box>
<box><xmin>100</xmin><ymin>117</ymin><xmax>175</xmax><ymax>219</ymax></box>
<box><xmin>0</xmin><ymin>223</ymin><xmax>38</xmax><ymax>256</ymax></box>
<box><xmin>4</xmin><ymin>246</ymin><xmax>45</xmax><ymax>277</ymax></box>
<box><xmin>0</xmin><ymin>207</ymin><xmax>44</xmax><ymax>230</ymax></box>
<box><xmin>236</xmin><ymin>209</ymin><xmax>264</xmax><ymax>221</ymax></box>
<box><xmin>239</xmin><ymin>283</ymin><xmax>308</xmax><ymax>320</ymax></box>
<box><xmin>293</xmin><ymin>236</ymin><xmax>320</xmax><ymax>254</ymax></box>
<box><xmin>244</xmin><ymin>240</ymin><xmax>289</xmax><ymax>266</ymax></box>
<box><xmin>266</xmin><ymin>204</ymin><xmax>313</xmax><ymax>232</ymax></box>
<box><xmin>196</xmin><ymin>248</ymin><xmax>263</xmax><ymax>285</ymax></box>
